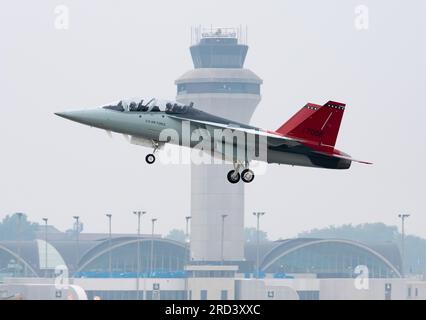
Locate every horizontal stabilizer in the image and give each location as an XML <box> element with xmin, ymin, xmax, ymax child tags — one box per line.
<box><xmin>314</xmin><ymin>151</ymin><xmax>372</xmax><ymax>165</ymax></box>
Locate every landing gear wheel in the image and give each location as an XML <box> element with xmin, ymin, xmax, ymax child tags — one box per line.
<box><xmin>227</xmin><ymin>170</ymin><xmax>241</xmax><ymax>184</ymax></box>
<box><xmin>241</xmin><ymin>169</ymin><xmax>255</xmax><ymax>183</ymax></box>
<box><xmin>145</xmin><ymin>154</ymin><xmax>156</xmax><ymax>164</ymax></box>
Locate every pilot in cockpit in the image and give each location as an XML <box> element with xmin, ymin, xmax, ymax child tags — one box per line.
<box><xmin>166</xmin><ymin>102</ymin><xmax>173</xmax><ymax>112</ymax></box>
<box><xmin>129</xmin><ymin>102</ymin><xmax>137</xmax><ymax>111</ymax></box>
<box><xmin>137</xmin><ymin>100</ymin><xmax>144</xmax><ymax>111</ymax></box>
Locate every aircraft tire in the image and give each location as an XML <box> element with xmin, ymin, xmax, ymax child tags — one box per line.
<box><xmin>227</xmin><ymin>170</ymin><xmax>240</xmax><ymax>184</ymax></box>
<box><xmin>241</xmin><ymin>169</ymin><xmax>255</xmax><ymax>183</ymax></box>
<box><xmin>145</xmin><ymin>154</ymin><xmax>156</xmax><ymax>164</ymax></box>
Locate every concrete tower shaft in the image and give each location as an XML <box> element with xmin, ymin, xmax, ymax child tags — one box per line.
<box><xmin>176</xmin><ymin>27</ymin><xmax>262</xmax><ymax>262</ymax></box>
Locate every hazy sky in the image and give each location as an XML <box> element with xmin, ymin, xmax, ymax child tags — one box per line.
<box><xmin>0</xmin><ymin>0</ymin><xmax>425</xmax><ymax>240</ymax></box>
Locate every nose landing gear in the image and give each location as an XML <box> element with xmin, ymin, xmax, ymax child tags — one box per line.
<box><xmin>145</xmin><ymin>140</ymin><xmax>160</xmax><ymax>164</ymax></box>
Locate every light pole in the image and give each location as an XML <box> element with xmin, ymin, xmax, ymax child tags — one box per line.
<box><xmin>220</xmin><ymin>214</ymin><xmax>228</xmax><ymax>264</ymax></box>
<box><xmin>73</xmin><ymin>216</ymin><xmax>80</xmax><ymax>274</ymax></box>
<box><xmin>150</xmin><ymin>218</ymin><xmax>157</xmax><ymax>276</ymax></box>
<box><xmin>185</xmin><ymin>216</ymin><xmax>191</xmax><ymax>262</ymax></box>
<box><xmin>42</xmin><ymin>218</ymin><xmax>48</xmax><ymax>277</ymax></box>
<box><xmin>16</xmin><ymin>213</ymin><xmax>23</xmax><ymax>277</ymax></box>
<box><xmin>398</xmin><ymin>213</ymin><xmax>410</xmax><ymax>277</ymax></box>
<box><xmin>133</xmin><ymin>210</ymin><xmax>146</xmax><ymax>300</ymax></box>
<box><xmin>106</xmin><ymin>214</ymin><xmax>112</xmax><ymax>278</ymax></box>
<box><xmin>184</xmin><ymin>216</ymin><xmax>191</xmax><ymax>300</ymax></box>
<box><xmin>253</xmin><ymin>212</ymin><xmax>265</xmax><ymax>279</ymax></box>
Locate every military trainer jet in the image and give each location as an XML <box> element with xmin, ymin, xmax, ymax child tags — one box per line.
<box><xmin>55</xmin><ymin>98</ymin><xmax>371</xmax><ymax>183</ymax></box>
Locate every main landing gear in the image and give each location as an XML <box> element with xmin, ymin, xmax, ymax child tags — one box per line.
<box><xmin>227</xmin><ymin>162</ymin><xmax>255</xmax><ymax>184</ymax></box>
<box><xmin>145</xmin><ymin>140</ymin><xmax>159</xmax><ymax>164</ymax></box>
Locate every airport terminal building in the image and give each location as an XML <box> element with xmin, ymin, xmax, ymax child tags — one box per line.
<box><xmin>2</xmin><ymin>232</ymin><xmax>425</xmax><ymax>300</ymax></box>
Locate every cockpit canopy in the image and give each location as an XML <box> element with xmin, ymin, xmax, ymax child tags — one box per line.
<box><xmin>103</xmin><ymin>98</ymin><xmax>193</xmax><ymax>114</ymax></box>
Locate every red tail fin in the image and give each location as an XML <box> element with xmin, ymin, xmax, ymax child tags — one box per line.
<box><xmin>276</xmin><ymin>101</ymin><xmax>346</xmax><ymax>148</ymax></box>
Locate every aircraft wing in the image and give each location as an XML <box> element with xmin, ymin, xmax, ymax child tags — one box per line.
<box><xmin>167</xmin><ymin>114</ymin><xmax>300</xmax><ymax>147</ymax></box>
<box><xmin>168</xmin><ymin>114</ymin><xmax>372</xmax><ymax>165</ymax></box>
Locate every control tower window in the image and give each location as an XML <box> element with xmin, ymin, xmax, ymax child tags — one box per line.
<box><xmin>177</xmin><ymin>82</ymin><xmax>260</xmax><ymax>95</ymax></box>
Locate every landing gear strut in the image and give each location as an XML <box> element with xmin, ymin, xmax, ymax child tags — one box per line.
<box><xmin>227</xmin><ymin>162</ymin><xmax>255</xmax><ymax>184</ymax></box>
<box><xmin>145</xmin><ymin>140</ymin><xmax>159</xmax><ymax>164</ymax></box>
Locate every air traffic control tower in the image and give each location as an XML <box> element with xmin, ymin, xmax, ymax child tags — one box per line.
<box><xmin>176</xmin><ymin>27</ymin><xmax>262</xmax><ymax>263</ymax></box>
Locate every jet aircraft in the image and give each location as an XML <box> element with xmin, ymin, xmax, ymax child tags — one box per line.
<box><xmin>55</xmin><ymin>98</ymin><xmax>371</xmax><ymax>183</ymax></box>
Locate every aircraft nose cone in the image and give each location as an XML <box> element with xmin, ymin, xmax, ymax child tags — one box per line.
<box><xmin>55</xmin><ymin>109</ymin><xmax>106</xmax><ymax>128</ymax></box>
<box><xmin>55</xmin><ymin>111</ymin><xmax>77</xmax><ymax>121</ymax></box>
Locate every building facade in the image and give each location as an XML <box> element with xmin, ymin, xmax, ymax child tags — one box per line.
<box><xmin>1</xmin><ymin>236</ymin><xmax>415</xmax><ymax>300</ymax></box>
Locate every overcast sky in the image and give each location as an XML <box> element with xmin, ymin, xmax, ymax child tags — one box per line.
<box><xmin>0</xmin><ymin>0</ymin><xmax>425</xmax><ymax>240</ymax></box>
